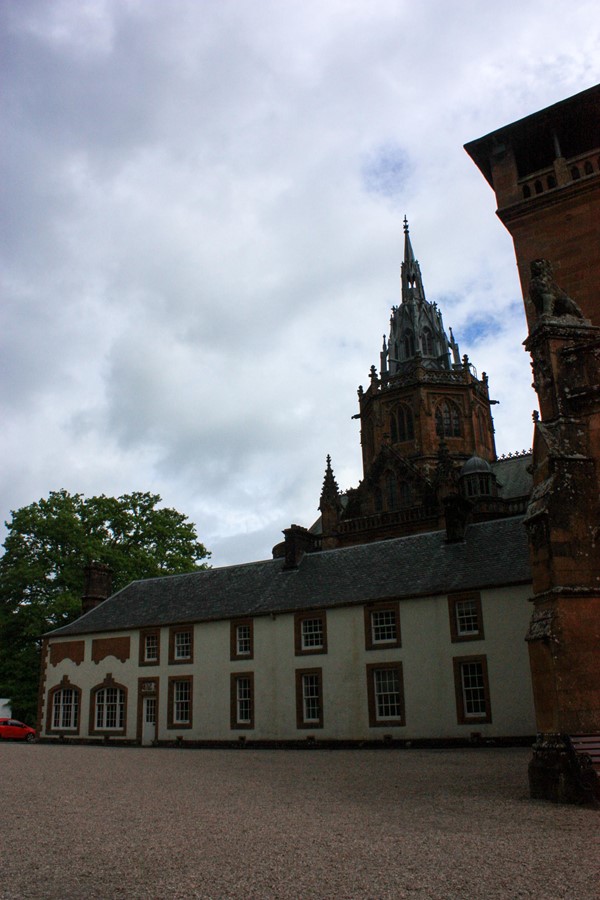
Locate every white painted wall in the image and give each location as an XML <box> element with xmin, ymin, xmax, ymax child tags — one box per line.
<box><xmin>41</xmin><ymin>584</ymin><xmax>535</xmax><ymax>742</ymax></box>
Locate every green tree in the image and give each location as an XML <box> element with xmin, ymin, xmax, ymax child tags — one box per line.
<box><xmin>0</xmin><ymin>490</ymin><xmax>210</xmax><ymax>723</ymax></box>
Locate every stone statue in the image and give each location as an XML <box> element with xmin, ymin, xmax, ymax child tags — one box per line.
<box><xmin>528</xmin><ymin>258</ymin><xmax>584</xmax><ymax>319</ymax></box>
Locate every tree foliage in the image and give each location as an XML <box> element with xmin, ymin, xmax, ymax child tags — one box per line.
<box><xmin>0</xmin><ymin>490</ymin><xmax>210</xmax><ymax>722</ymax></box>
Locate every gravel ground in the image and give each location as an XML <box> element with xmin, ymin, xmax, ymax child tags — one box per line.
<box><xmin>0</xmin><ymin>744</ymin><xmax>597</xmax><ymax>899</ymax></box>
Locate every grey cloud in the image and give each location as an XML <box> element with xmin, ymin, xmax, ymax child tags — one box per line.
<box><xmin>1</xmin><ymin>0</ymin><xmax>598</xmax><ymax>565</ymax></box>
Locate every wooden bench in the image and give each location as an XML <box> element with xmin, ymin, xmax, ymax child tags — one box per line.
<box><xmin>568</xmin><ymin>734</ymin><xmax>600</xmax><ymax>774</ymax></box>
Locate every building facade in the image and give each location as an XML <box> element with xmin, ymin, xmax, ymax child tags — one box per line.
<box><xmin>38</xmin><ymin>225</ymin><xmax>537</xmax><ymax>746</ymax></box>
<box><xmin>39</xmin><ymin>520</ymin><xmax>534</xmax><ymax>745</ymax></box>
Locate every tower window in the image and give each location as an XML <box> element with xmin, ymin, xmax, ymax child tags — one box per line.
<box><xmin>422</xmin><ymin>327</ymin><xmax>434</xmax><ymax>356</ymax></box>
<box><xmin>386</xmin><ymin>473</ymin><xmax>397</xmax><ymax>510</ymax></box>
<box><xmin>403</xmin><ymin>330</ymin><xmax>415</xmax><ymax>358</ymax></box>
<box><xmin>398</xmin><ymin>406</ymin><xmax>414</xmax><ymax>441</ymax></box>
<box><xmin>391</xmin><ymin>405</ymin><xmax>414</xmax><ymax>443</ymax></box>
<box><xmin>476</xmin><ymin>409</ymin><xmax>486</xmax><ymax>444</ymax></box>
<box><xmin>436</xmin><ymin>401</ymin><xmax>461</xmax><ymax>438</ymax></box>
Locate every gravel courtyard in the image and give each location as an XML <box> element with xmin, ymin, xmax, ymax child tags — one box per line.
<box><xmin>0</xmin><ymin>744</ymin><xmax>597</xmax><ymax>899</ymax></box>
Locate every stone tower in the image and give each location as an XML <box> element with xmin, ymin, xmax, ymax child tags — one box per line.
<box><xmin>319</xmin><ymin>221</ymin><xmax>505</xmax><ymax>550</ymax></box>
<box><xmin>467</xmin><ymin>85</ymin><xmax>600</xmax><ymax>802</ymax></box>
<box><xmin>465</xmin><ymin>83</ymin><xmax>600</xmax><ymax>328</ymax></box>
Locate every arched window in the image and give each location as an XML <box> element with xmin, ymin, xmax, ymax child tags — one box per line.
<box><xmin>435</xmin><ymin>400</ymin><xmax>461</xmax><ymax>438</ymax></box>
<box><xmin>91</xmin><ymin>677</ymin><xmax>127</xmax><ymax>734</ymax></box>
<box><xmin>397</xmin><ymin>405</ymin><xmax>414</xmax><ymax>442</ymax></box>
<box><xmin>403</xmin><ymin>330</ymin><xmax>415</xmax><ymax>358</ymax></box>
<box><xmin>547</xmin><ymin>174</ymin><xmax>556</xmax><ymax>189</ymax></box>
<box><xmin>584</xmin><ymin>160</ymin><xmax>593</xmax><ymax>175</ymax></box>
<box><xmin>571</xmin><ymin>166</ymin><xmax>581</xmax><ymax>180</ymax></box>
<box><xmin>522</xmin><ymin>184</ymin><xmax>531</xmax><ymax>199</ymax></box>
<box><xmin>534</xmin><ymin>179</ymin><xmax>543</xmax><ymax>194</ymax></box>
<box><xmin>398</xmin><ymin>481</ymin><xmax>411</xmax><ymax>507</ymax></box>
<box><xmin>477</xmin><ymin>409</ymin><xmax>486</xmax><ymax>444</ymax></box>
<box><xmin>390</xmin><ymin>412</ymin><xmax>398</xmax><ymax>443</ymax></box>
<box><xmin>374</xmin><ymin>487</ymin><xmax>383</xmax><ymax>513</ymax></box>
<box><xmin>363</xmin><ymin>421</ymin><xmax>374</xmax><ymax>462</ymax></box>
<box><xmin>386</xmin><ymin>473</ymin><xmax>397</xmax><ymax>510</ymax></box>
<box><xmin>47</xmin><ymin>676</ymin><xmax>81</xmax><ymax>734</ymax></box>
<box><xmin>422</xmin><ymin>327</ymin><xmax>434</xmax><ymax>356</ymax></box>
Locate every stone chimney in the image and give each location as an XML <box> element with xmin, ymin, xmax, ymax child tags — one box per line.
<box><xmin>282</xmin><ymin>524</ymin><xmax>315</xmax><ymax>570</ymax></box>
<box><xmin>443</xmin><ymin>494</ymin><xmax>472</xmax><ymax>543</ymax></box>
<box><xmin>82</xmin><ymin>561</ymin><xmax>113</xmax><ymax>615</ymax></box>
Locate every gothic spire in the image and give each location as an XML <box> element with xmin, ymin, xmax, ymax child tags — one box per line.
<box><xmin>401</xmin><ymin>217</ymin><xmax>426</xmax><ymax>304</ymax></box>
<box><xmin>386</xmin><ymin>219</ymin><xmax>454</xmax><ymax>376</ymax></box>
<box><xmin>319</xmin><ymin>455</ymin><xmax>341</xmax><ymax>510</ymax></box>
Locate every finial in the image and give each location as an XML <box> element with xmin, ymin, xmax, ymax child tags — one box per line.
<box><xmin>403</xmin><ymin>215</ymin><xmax>409</xmax><ymax>234</ymax></box>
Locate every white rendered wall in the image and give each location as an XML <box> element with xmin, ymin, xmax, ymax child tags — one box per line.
<box><xmin>41</xmin><ymin>584</ymin><xmax>535</xmax><ymax>742</ymax></box>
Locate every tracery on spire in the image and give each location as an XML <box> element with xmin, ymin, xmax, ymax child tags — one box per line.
<box><xmin>386</xmin><ymin>220</ymin><xmax>457</xmax><ymax>377</ymax></box>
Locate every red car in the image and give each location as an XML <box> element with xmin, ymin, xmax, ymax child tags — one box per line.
<box><xmin>0</xmin><ymin>718</ymin><xmax>36</xmax><ymax>742</ymax></box>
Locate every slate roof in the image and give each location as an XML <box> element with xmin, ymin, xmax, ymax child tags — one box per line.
<box><xmin>491</xmin><ymin>454</ymin><xmax>532</xmax><ymax>500</ymax></box>
<box><xmin>49</xmin><ymin>516</ymin><xmax>531</xmax><ymax>638</ymax></box>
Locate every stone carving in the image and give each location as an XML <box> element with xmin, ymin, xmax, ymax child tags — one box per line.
<box><xmin>529</xmin><ymin>259</ymin><xmax>584</xmax><ymax>319</ymax></box>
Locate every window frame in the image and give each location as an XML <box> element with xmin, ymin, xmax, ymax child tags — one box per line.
<box><xmin>294</xmin><ymin>610</ymin><xmax>327</xmax><ymax>656</ymax></box>
<box><xmin>167</xmin><ymin>675</ymin><xmax>193</xmax><ymax>729</ymax></box>
<box><xmin>364</xmin><ymin>601</ymin><xmax>401</xmax><ymax>650</ymax></box>
<box><xmin>230</xmin><ymin>619</ymin><xmax>254</xmax><ymax>661</ymax></box>
<box><xmin>168</xmin><ymin>626</ymin><xmax>194</xmax><ymax>665</ymax></box>
<box><xmin>366</xmin><ymin>662</ymin><xmax>406</xmax><ymax>727</ymax></box>
<box><xmin>448</xmin><ymin>593</ymin><xmax>485</xmax><ymax>642</ymax></box>
<box><xmin>453</xmin><ymin>655</ymin><xmax>492</xmax><ymax>724</ymax></box>
<box><xmin>139</xmin><ymin>628</ymin><xmax>161</xmax><ymax>666</ymax></box>
<box><xmin>46</xmin><ymin>678</ymin><xmax>81</xmax><ymax>735</ymax></box>
<box><xmin>230</xmin><ymin>672</ymin><xmax>255</xmax><ymax>730</ymax></box>
<box><xmin>89</xmin><ymin>676</ymin><xmax>127</xmax><ymax>736</ymax></box>
<box><xmin>435</xmin><ymin>400</ymin><xmax>462</xmax><ymax>438</ymax></box>
<box><xmin>295</xmin><ymin>668</ymin><xmax>323</xmax><ymax>729</ymax></box>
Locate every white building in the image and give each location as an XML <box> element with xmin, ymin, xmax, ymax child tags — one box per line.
<box><xmin>39</xmin><ymin>517</ymin><xmax>535</xmax><ymax>745</ymax></box>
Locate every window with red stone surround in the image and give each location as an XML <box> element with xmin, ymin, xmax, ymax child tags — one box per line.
<box><xmin>139</xmin><ymin>628</ymin><xmax>161</xmax><ymax>666</ymax></box>
<box><xmin>448</xmin><ymin>593</ymin><xmax>485</xmax><ymax>642</ymax></box>
<box><xmin>453</xmin><ymin>655</ymin><xmax>492</xmax><ymax>724</ymax></box>
<box><xmin>230</xmin><ymin>672</ymin><xmax>254</xmax><ymax>729</ymax></box>
<box><xmin>295</xmin><ymin>668</ymin><xmax>323</xmax><ymax>729</ymax></box>
<box><xmin>89</xmin><ymin>674</ymin><xmax>127</xmax><ymax>736</ymax></box>
<box><xmin>168</xmin><ymin>626</ymin><xmax>194</xmax><ymax>664</ymax></box>
<box><xmin>294</xmin><ymin>610</ymin><xmax>327</xmax><ymax>655</ymax></box>
<box><xmin>364</xmin><ymin>601</ymin><xmax>401</xmax><ymax>650</ymax></box>
<box><xmin>168</xmin><ymin>676</ymin><xmax>193</xmax><ymax>729</ymax></box>
<box><xmin>366</xmin><ymin>662</ymin><xmax>405</xmax><ymax>727</ymax></box>
<box><xmin>230</xmin><ymin>619</ymin><xmax>254</xmax><ymax>661</ymax></box>
<box><xmin>46</xmin><ymin>675</ymin><xmax>82</xmax><ymax>735</ymax></box>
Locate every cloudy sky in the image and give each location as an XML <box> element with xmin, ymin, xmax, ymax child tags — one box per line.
<box><xmin>2</xmin><ymin>0</ymin><xmax>599</xmax><ymax>567</ymax></box>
